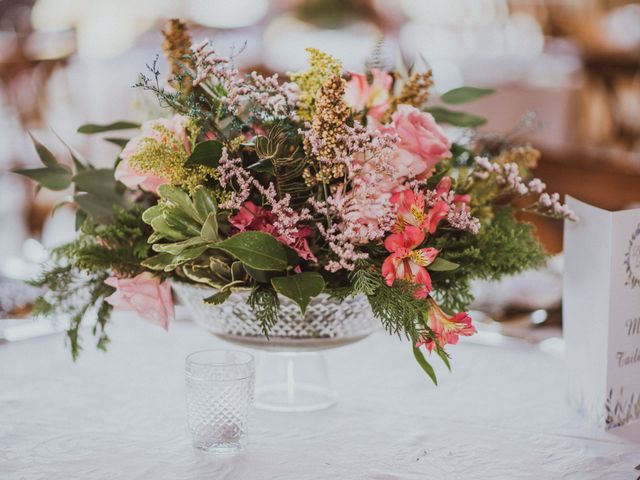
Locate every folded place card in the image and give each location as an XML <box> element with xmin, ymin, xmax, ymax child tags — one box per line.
<box><xmin>563</xmin><ymin>196</ymin><xmax>640</xmax><ymax>430</ymax></box>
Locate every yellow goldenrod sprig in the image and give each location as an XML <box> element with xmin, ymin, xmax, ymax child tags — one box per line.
<box><xmin>290</xmin><ymin>48</ymin><xmax>342</xmax><ymax>121</ymax></box>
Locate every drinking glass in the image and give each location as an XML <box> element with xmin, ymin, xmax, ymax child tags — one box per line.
<box><xmin>185</xmin><ymin>349</ymin><xmax>255</xmax><ymax>453</ymax></box>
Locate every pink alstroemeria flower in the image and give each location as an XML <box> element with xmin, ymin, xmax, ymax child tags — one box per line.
<box><xmin>104</xmin><ymin>272</ymin><xmax>174</xmax><ymax>330</ymax></box>
<box><xmin>230</xmin><ymin>201</ymin><xmax>316</xmax><ymax>262</ymax></box>
<box><xmin>345</xmin><ymin>69</ymin><xmax>393</xmax><ymax>120</ymax></box>
<box><xmin>391</xmin><ymin>189</ymin><xmax>449</xmax><ymax>235</ymax></box>
<box><xmin>381</xmin><ymin>226</ymin><xmax>439</xmax><ymax>298</ymax></box>
<box><xmin>416</xmin><ymin>298</ymin><xmax>477</xmax><ymax>352</ymax></box>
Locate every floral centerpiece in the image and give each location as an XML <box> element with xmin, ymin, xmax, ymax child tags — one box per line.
<box><xmin>16</xmin><ymin>20</ymin><xmax>574</xmax><ymax>383</ymax></box>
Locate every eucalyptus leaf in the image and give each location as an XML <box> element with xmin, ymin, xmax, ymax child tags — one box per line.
<box><xmin>13</xmin><ymin>166</ymin><xmax>72</xmax><ymax>191</ymax></box>
<box><xmin>184</xmin><ymin>140</ymin><xmax>223</xmax><ymax>168</ymax></box>
<box><xmin>413</xmin><ymin>345</ymin><xmax>438</xmax><ymax>385</ymax></box>
<box><xmin>428</xmin><ymin>257</ymin><xmax>460</xmax><ymax>272</ymax></box>
<box><xmin>28</xmin><ymin>133</ymin><xmax>58</xmax><ymax>168</ymax></box>
<box><xmin>104</xmin><ymin>137</ymin><xmax>130</xmax><ymax>148</ymax></box>
<box><xmin>215</xmin><ymin>231</ymin><xmax>288</xmax><ymax>271</ymax></box>
<box><xmin>425</xmin><ymin>107</ymin><xmax>487</xmax><ymax>128</ymax></box>
<box><xmin>74</xmin><ymin>192</ymin><xmax>116</xmax><ymax>223</ymax></box>
<box><xmin>441</xmin><ymin>86</ymin><xmax>495</xmax><ymax>104</ymax></box>
<box><xmin>72</xmin><ymin>169</ymin><xmax>117</xmax><ymax>198</ymax></box>
<box><xmin>52</xmin><ymin>130</ymin><xmax>87</xmax><ymax>171</ymax></box>
<box><xmin>77</xmin><ymin>121</ymin><xmax>140</xmax><ymax>134</ymax></box>
<box><xmin>271</xmin><ymin>272</ymin><xmax>325</xmax><ymax>314</ymax></box>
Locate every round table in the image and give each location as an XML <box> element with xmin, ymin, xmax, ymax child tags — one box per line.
<box><xmin>1</xmin><ymin>313</ymin><xmax>638</xmax><ymax>479</ymax></box>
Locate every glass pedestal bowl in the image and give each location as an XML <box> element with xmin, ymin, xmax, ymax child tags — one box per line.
<box><xmin>172</xmin><ymin>281</ymin><xmax>377</xmax><ymax>412</ymax></box>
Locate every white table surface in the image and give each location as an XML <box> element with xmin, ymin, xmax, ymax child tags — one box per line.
<box><xmin>1</xmin><ymin>314</ymin><xmax>639</xmax><ymax>480</ymax></box>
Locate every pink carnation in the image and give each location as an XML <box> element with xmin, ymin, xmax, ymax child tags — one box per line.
<box><xmin>104</xmin><ymin>272</ymin><xmax>174</xmax><ymax>330</ymax></box>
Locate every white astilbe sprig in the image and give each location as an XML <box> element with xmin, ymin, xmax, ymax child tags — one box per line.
<box><xmin>473</xmin><ymin>155</ymin><xmax>577</xmax><ymax>220</ymax></box>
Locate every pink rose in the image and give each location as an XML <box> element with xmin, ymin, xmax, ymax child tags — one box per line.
<box><xmin>114</xmin><ymin>159</ymin><xmax>166</xmax><ymax>193</ymax></box>
<box><xmin>345</xmin><ymin>69</ymin><xmax>393</xmax><ymax>121</ymax></box>
<box><xmin>389</xmin><ymin>105</ymin><xmax>451</xmax><ymax>178</ymax></box>
<box><xmin>369</xmin><ymin>105</ymin><xmax>451</xmax><ymax>186</ymax></box>
<box><xmin>115</xmin><ymin>114</ymin><xmax>191</xmax><ymax>193</ymax></box>
<box><xmin>104</xmin><ymin>272</ymin><xmax>174</xmax><ymax>330</ymax></box>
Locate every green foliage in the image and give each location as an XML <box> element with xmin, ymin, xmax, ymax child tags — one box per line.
<box><xmin>247</xmin><ymin>285</ymin><xmax>280</xmax><ymax>337</ymax></box>
<box><xmin>29</xmin><ymin>205</ymin><xmax>152</xmax><ymax>359</ymax></box>
<box><xmin>430</xmin><ymin>208</ymin><xmax>548</xmax><ymax>312</ymax></box>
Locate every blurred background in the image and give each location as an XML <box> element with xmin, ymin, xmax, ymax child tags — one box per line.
<box><xmin>0</xmin><ymin>0</ymin><xmax>639</xmax><ymax>335</ymax></box>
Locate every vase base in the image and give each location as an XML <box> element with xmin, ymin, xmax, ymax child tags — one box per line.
<box><xmin>254</xmin><ymin>351</ymin><xmax>336</xmax><ymax>412</ymax></box>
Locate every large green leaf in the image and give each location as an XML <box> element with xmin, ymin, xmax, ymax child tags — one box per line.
<box><xmin>184</xmin><ymin>140</ymin><xmax>223</xmax><ymax>168</ymax></box>
<box><xmin>413</xmin><ymin>345</ymin><xmax>438</xmax><ymax>385</ymax></box>
<box><xmin>77</xmin><ymin>121</ymin><xmax>140</xmax><ymax>134</ymax></box>
<box><xmin>441</xmin><ymin>86</ymin><xmax>495</xmax><ymax>104</ymax></box>
<box><xmin>428</xmin><ymin>257</ymin><xmax>460</xmax><ymax>272</ymax></box>
<box><xmin>425</xmin><ymin>107</ymin><xmax>487</xmax><ymax>128</ymax></box>
<box><xmin>271</xmin><ymin>272</ymin><xmax>325</xmax><ymax>314</ymax></box>
<box><xmin>13</xmin><ymin>165</ymin><xmax>72</xmax><ymax>191</ymax></box>
<box><xmin>215</xmin><ymin>231</ymin><xmax>288</xmax><ymax>271</ymax></box>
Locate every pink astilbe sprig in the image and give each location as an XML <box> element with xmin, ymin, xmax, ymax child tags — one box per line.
<box><xmin>252</xmin><ymin>181</ymin><xmax>312</xmax><ymax>244</ymax></box>
<box><xmin>217</xmin><ymin>148</ymin><xmax>253</xmax><ymax>210</ymax></box>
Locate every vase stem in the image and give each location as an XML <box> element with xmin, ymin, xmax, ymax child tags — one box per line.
<box><xmin>254</xmin><ymin>351</ymin><xmax>337</xmax><ymax>412</ymax></box>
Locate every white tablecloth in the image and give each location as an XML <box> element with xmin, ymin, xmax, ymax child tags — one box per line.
<box><xmin>1</xmin><ymin>315</ymin><xmax>638</xmax><ymax>480</ymax></box>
